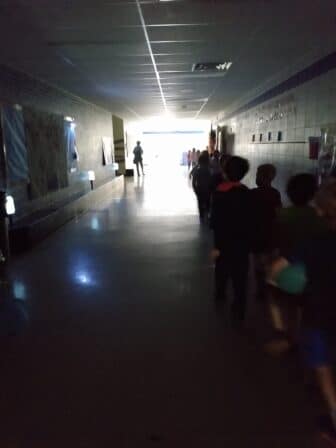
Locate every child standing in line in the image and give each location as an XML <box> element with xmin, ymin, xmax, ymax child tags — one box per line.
<box><xmin>192</xmin><ymin>151</ymin><xmax>212</xmax><ymax>223</ymax></box>
<box><xmin>250</xmin><ymin>164</ymin><xmax>282</xmax><ymax>301</ymax></box>
<box><xmin>210</xmin><ymin>154</ymin><xmax>231</xmax><ymax>192</ymax></box>
<box><xmin>187</xmin><ymin>150</ymin><xmax>192</xmax><ymax>171</ymax></box>
<box><xmin>209</xmin><ymin>150</ymin><xmax>221</xmax><ymax>176</ymax></box>
<box><xmin>191</xmin><ymin>148</ymin><xmax>197</xmax><ymax>168</ymax></box>
<box><xmin>270</xmin><ymin>180</ymin><xmax>336</xmax><ymax>440</ymax></box>
<box><xmin>211</xmin><ymin>156</ymin><xmax>251</xmax><ymax>323</ymax></box>
<box><xmin>275</xmin><ymin>174</ymin><xmax>324</xmax><ymax>256</ymax></box>
<box><xmin>266</xmin><ymin>173</ymin><xmax>326</xmax><ymax>354</ymax></box>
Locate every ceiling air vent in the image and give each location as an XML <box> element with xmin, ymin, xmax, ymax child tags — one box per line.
<box><xmin>192</xmin><ymin>61</ymin><xmax>232</xmax><ymax>72</ymax></box>
<box><xmin>191</xmin><ymin>62</ymin><xmax>232</xmax><ymax>78</ymax></box>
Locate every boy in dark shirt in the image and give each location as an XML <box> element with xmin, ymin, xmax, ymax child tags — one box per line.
<box><xmin>275</xmin><ymin>173</ymin><xmax>325</xmax><ymax>256</ymax></box>
<box><xmin>251</xmin><ymin>164</ymin><xmax>282</xmax><ymax>251</ymax></box>
<box><xmin>250</xmin><ymin>164</ymin><xmax>282</xmax><ymax>301</ymax></box>
<box><xmin>270</xmin><ymin>180</ymin><xmax>336</xmax><ymax>438</ymax></box>
<box><xmin>211</xmin><ymin>156</ymin><xmax>251</xmax><ymax>322</ymax></box>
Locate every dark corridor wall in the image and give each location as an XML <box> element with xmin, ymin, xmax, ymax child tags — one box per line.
<box><xmin>0</xmin><ymin>63</ymin><xmax>116</xmax><ymax>220</ymax></box>
<box><xmin>218</xmin><ymin>55</ymin><xmax>336</xmax><ymax>201</ymax></box>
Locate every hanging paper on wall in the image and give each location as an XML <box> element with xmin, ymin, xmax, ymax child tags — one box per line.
<box><xmin>102</xmin><ymin>136</ymin><xmax>113</xmax><ymax>165</ymax></box>
<box><xmin>64</xmin><ymin>121</ymin><xmax>79</xmax><ymax>172</ymax></box>
<box><xmin>24</xmin><ymin>107</ymin><xmax>68</xmax><ymax>198</ymax></box>
<box><xmin>2</xmin><ymin>105</ymin><xmax>29</xmax><ymax>184</ymax></box>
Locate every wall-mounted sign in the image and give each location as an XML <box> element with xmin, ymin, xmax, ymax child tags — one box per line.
<box><xmin>254</xmin><ymin>94</ymin><xmax>296</xmax><ymax>126</ymax></box>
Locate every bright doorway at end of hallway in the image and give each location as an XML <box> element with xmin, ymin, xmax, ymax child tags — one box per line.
<box><xmin>125</xmin><ymin>118</ymin><xmax>210</xmax><ymax>174</ymax></box>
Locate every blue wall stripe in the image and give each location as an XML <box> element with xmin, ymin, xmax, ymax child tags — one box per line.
<box><xmin>226</xmin><ymin>50</ymin><xmax>336</xmax><ymax>119</ymax></box>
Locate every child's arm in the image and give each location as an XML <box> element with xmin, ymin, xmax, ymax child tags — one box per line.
<box><xmin>269</xmin><ymin>257</ymin><xmax>289</xmax><ymax>280</ymax></box>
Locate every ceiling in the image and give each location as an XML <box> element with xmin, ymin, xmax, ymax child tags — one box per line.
<box><xmin>0</xmin><ymin>0</ymin><xmax>336</xmax><ymax>121</ymax></box>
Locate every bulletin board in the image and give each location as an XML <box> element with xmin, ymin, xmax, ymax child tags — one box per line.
<box><xmin>24</xmin><ymin>107</ymin><xmax>68</xmax><ymax>198</ymax></box>
<box><xmin>64</xmin><ymin>121</ymin><xmax>79</xmax><ymax>172</ymax></box>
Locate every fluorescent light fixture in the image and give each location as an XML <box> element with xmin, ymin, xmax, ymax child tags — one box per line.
<box><xmin>64</xmin><ymin>116</ymin><xmax>75</xmax><ymax>122</ymax></box>
<box><xmin>5</xmin><ymin>195</ymin><xmax>15</xmax><ymax>215</ymax></box>
<box><xmin>88</xmin><ymin>171</ymin><xmax>95</xmax><ymax>181</ymax></box>
<box><xmin>226</xmin><ymin>62</ymin><xmax>233</xmax><ymax>69</ymax></box>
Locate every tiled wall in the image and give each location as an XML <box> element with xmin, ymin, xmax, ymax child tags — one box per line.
<box><xmin>222</xmin><ymin>68</ymin><xmax>336</xmax><ymax>200</ymax></box>
<box><xmin>0</xmin><ymin>63</ymin><xmax>117</xmax><ymax>220</ymax></box>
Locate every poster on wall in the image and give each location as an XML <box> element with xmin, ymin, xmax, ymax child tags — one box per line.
<box><xmin>24</xmin><ymin>107</ymin><xmax>68</xmax><ymax>198</ymax></box>
<box><xmin>64</xmin><ymin>121</ymin><xmax>79</xmax><ymax>172</ymax></box>
<box><xmin>2</xmin><ymin>105</ymin><xmax>29</xmax><ymax>184</ymax></box>
<box><xmin>102</xmin><ymin>136</ymin><xmax>113</xmax><ymax>165</ymax></box>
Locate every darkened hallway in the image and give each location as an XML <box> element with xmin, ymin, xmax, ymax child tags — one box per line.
<box><xmin>0</xmin><ymin>171</ymin><xmax>317</xmax><ymax>447</ymax></box>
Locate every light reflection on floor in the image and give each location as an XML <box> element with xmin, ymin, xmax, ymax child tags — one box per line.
<box><xmin>13</xmin><ymin>280</ymin><xmax>26</xmax><ymax>300</ymax></box>
<box><xmin>130</xmin><ymin>165</ymin><xmax>196</xmax><ymax>216</ymax></box>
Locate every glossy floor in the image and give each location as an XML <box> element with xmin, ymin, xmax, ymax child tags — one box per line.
<box><xmin>0</xmin><ymin>169</ymin><xmax>317</xmax><ymax>447</ymax></box>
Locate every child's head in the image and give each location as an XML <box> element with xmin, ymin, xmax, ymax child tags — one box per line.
<box><xmin>315</xmin><ymin>179</ymin><xmax>336</xmax><ymax>229</ymax></box>
<box><xmin>256</xmin><ymin>164</ymin><xmax>277</xmax><ymax>187</ymax></box>
<box><xmin>224</xmin><ymin>156</ymin><xmax>249</xmax><ymax>182</ymax></box>
<box><xmin>286</xmin><ymin>173</ymin><xmax>317</xmax><ymax>206</ymax></box>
